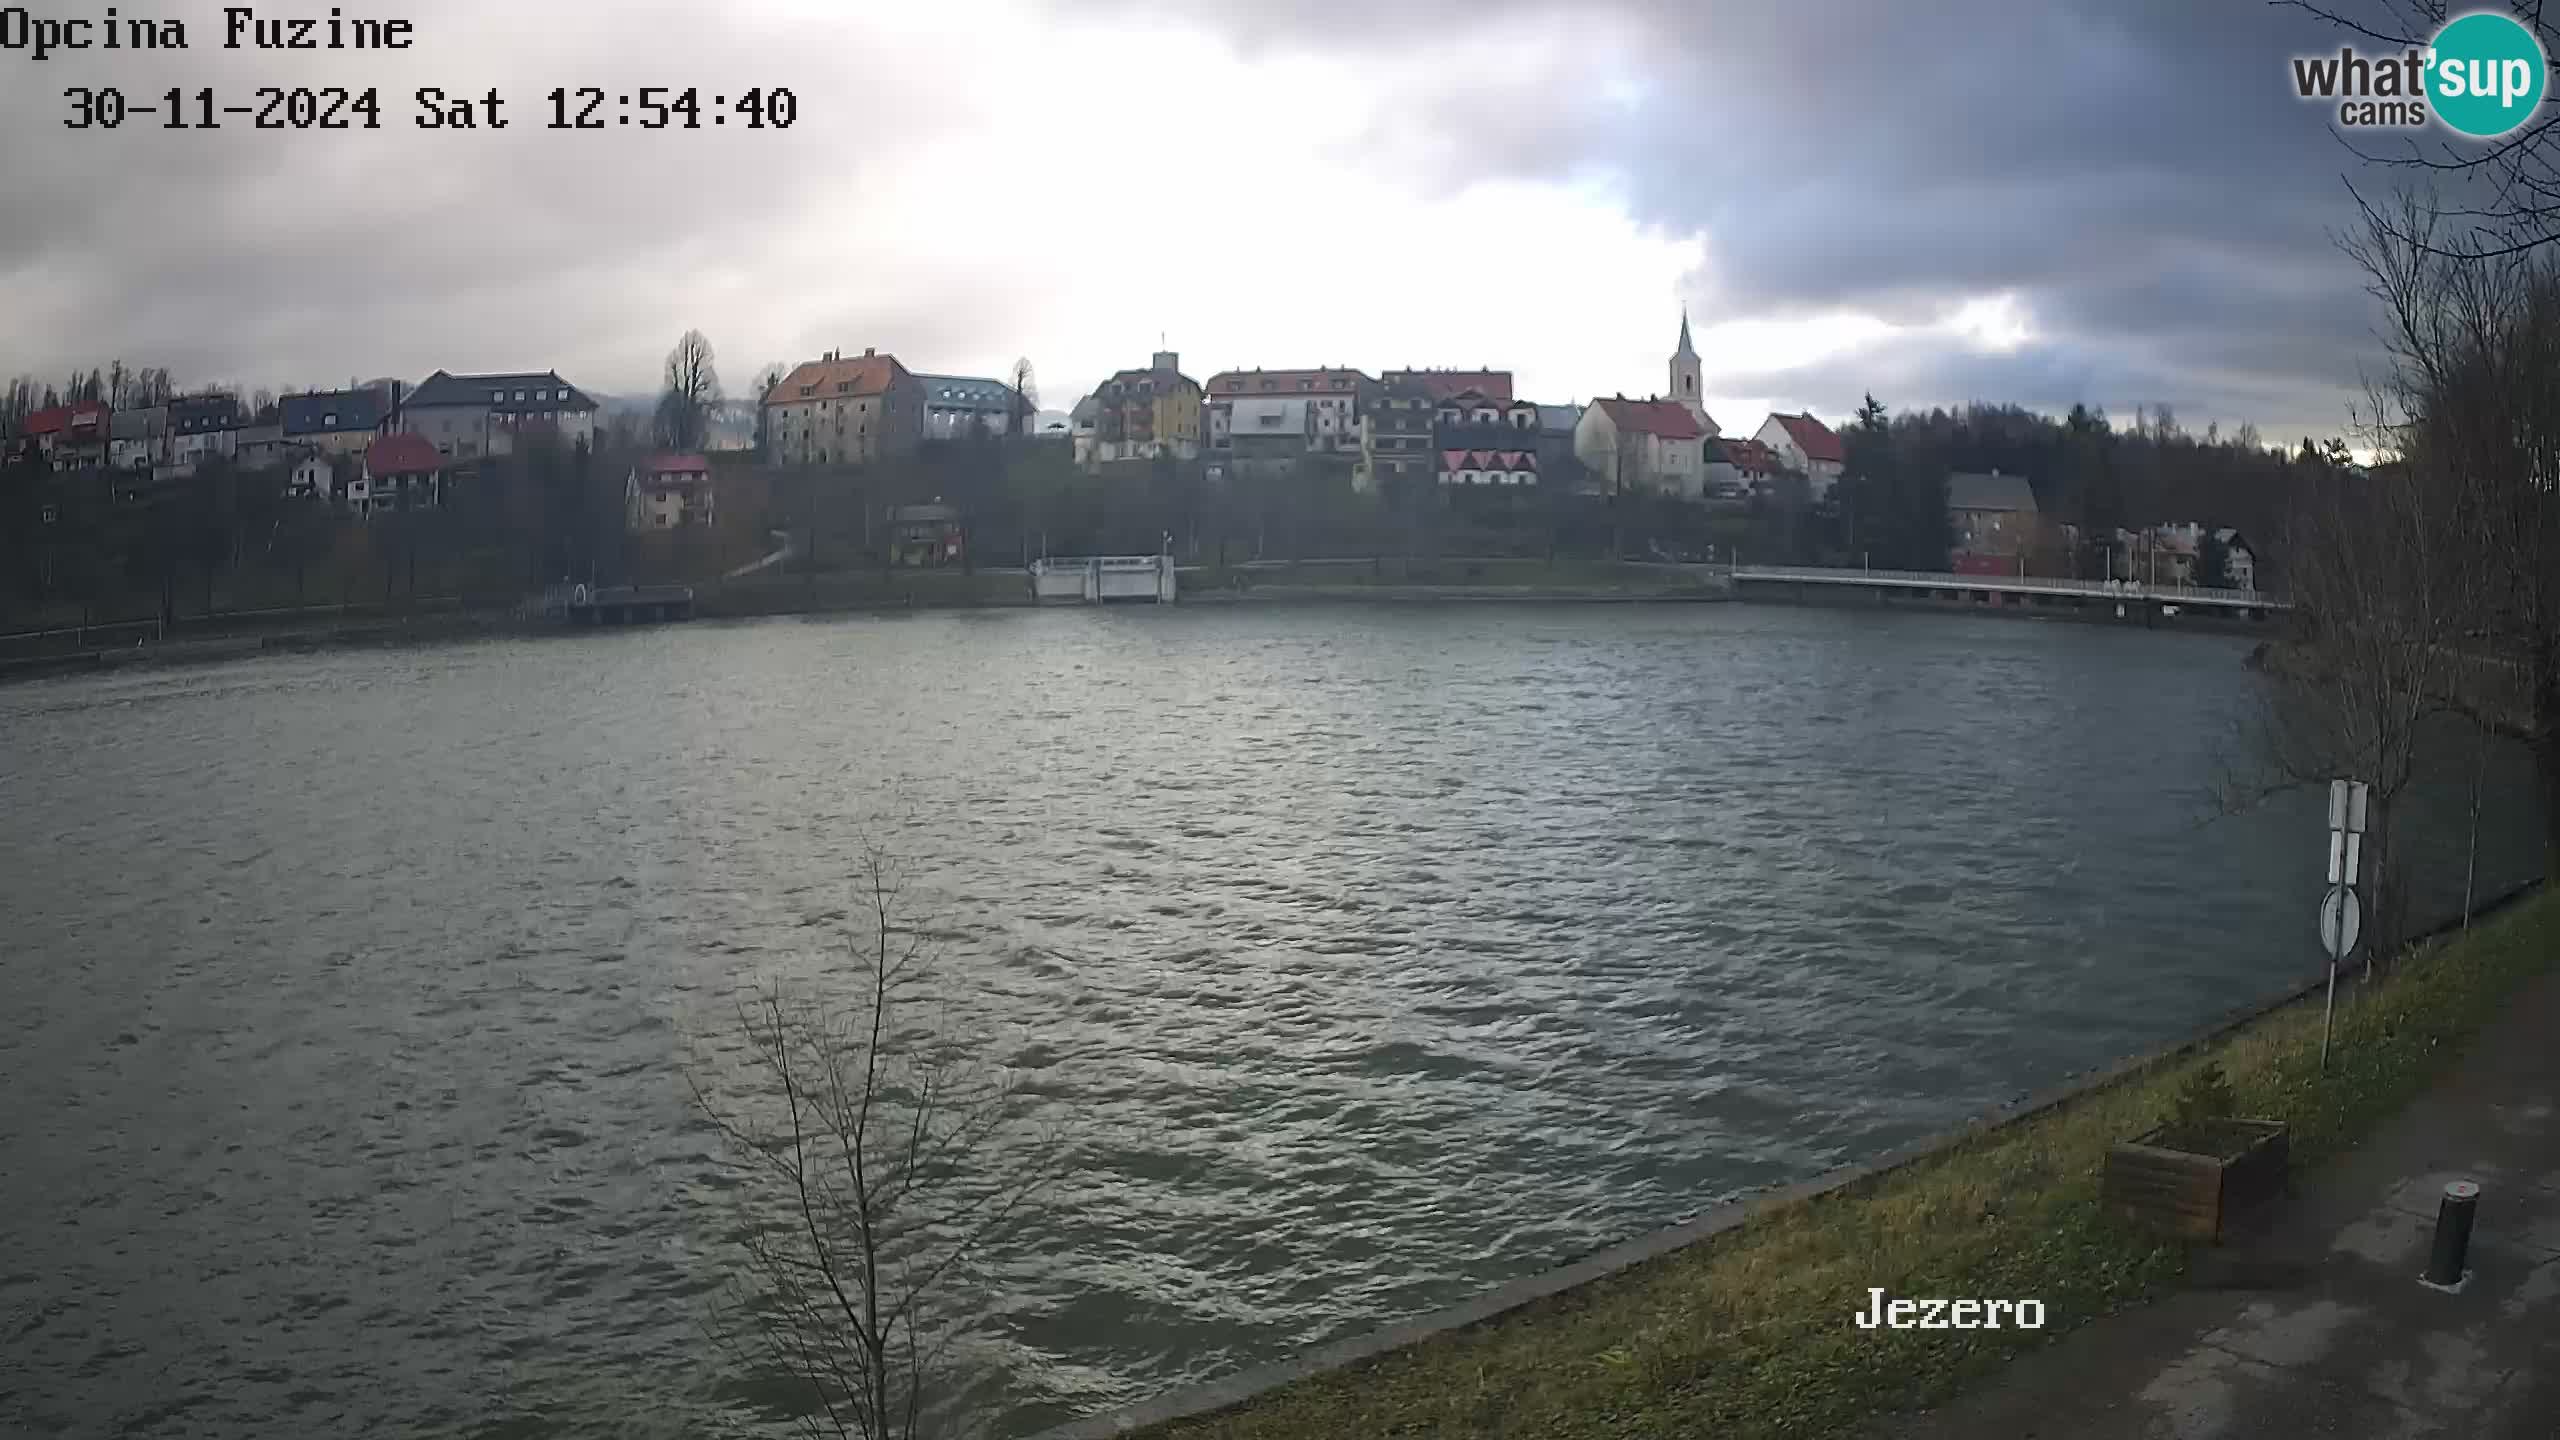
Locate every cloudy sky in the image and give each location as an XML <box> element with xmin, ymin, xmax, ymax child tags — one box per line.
<box><xmin>0</xmin><ymin>0</ymin><xmax>2442</xmax><ymax>440</ymax></box>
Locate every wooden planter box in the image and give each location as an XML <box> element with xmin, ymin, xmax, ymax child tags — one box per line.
<box><xmin>2103</xmin><ymin>1120</ymin><xmax>2289</xmax><ymax>1242</ymax></box>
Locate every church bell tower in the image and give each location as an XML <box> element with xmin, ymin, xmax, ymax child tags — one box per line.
<box><xmin>1670</xmin><ymin>308</ymin><xmax>1704</xmax><ymax>424</ymax></box>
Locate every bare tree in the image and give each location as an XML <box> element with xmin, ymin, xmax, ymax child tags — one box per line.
<box><xmin>2342</xmin><ymin>194</ymin><xmax>2560</xmax><ymax>878</ymax></box>
<box><xmin>2282</xmin><ymin>1</ymin><xmax>2560</xmax><ymax>259</ymax></box>
<box><xmin>658</xmin><ymin>329</ymin><xmax>724</xmax><ymax>453</ymax></box>
<box><xmin>690</xmin><ymin>849</ymin><xmax>1068</xmax><ymax>1440</ymax></box>
<box><xmin>1008</xmin><ymin>358</ymin><xmax>1038</xmax><ymax>434</ymax></box>
<box><xmin>753</xmin><ymin>362</ymin><xmax>789</xmax><ymax>459</ymax></box>
<box><xmin>2228</xmin><ymin>449</ymin><xmax>2470</xmax><ymax>956</ymax></box>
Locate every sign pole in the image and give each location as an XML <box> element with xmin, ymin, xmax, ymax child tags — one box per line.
<box><xmin>2317</xmin><ymin>779</ymin><xmax>2369</xmax><ymax>1073</ymax></box>
<box><xmin>2321</xmin><ymin>952</ymin><xmax>2337</xmax><ymax>1073</ymax></box>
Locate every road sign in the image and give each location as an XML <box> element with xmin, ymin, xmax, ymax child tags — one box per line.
<box><xmin>2327</xmin><ymin>830</ymin><xmax>2364</xmax><ymax>886</ymax></box>
<box><xmin>2330</xmin><ymin>779</ymin><xmax>2370</xmax><ymax>834</ymax></box>
<box><xmin>2321</xmin><ymin>885</ymin><xmax>2363</xmax><ymax>960</ymax></box>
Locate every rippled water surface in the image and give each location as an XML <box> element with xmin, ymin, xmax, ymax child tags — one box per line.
<box><xmin>1</xmin><ymin>604</ymin><xmax>2542</xmax><ymax>1438</ymax></box>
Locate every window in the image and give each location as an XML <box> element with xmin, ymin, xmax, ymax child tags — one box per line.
<box><xmin>490</xmin><ymin>390</ymin><xmax>504</xmax><ymax>402</ymax></box>
<box><xmin>515</xmin><ymin>390</ymin><xmax>528</xmax><ymax>402</ymax></box>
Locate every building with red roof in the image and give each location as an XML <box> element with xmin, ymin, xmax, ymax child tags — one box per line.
<box><xmin>1754</xmin><ymin>412</ymin><xmax>1847</xmax><ymax>498</ymax></box>
<box><xmin>1380</xmin><ymin>369</ymin><xmax>1513</xmax><ymax>404</ymax></box>
<box><xmin>1438</xmin><ymin>444</ymin><xmax>1538</xmax><ymax>487</ymax></box>
<box><xmin>627</xmin><ymin>452</ymin><xmax>715</xmax><ymax>532</ymax></box>
<box><xmin>352</xmin><ymin>431</ymin><xmax>448</xmax><ymax>516</ymax></box>
<box><xmin>763</xmin><ymin>349</ymin><xmax>922</xmax><ymax>466</ymax></box>
<box><xmin>1705</xmin><ymin>436</ymin><xmax>1789</xmax><ymax>500</ymax></box>
<box><xmin>1203</xmin><ymin>367</ymin><xmax>1371</xmax><ymax>460</ymax></box>
<box><xmin>16</xmin><ymin>401</ymin><xmax>111</xmax><ymax>470</ymax></box>
<box><xmin>1576</xmin><ymin>396</ymin><xmax>1712</xmax><ymax>498</ymax></box>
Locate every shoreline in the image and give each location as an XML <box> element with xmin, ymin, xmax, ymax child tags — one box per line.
<box><xmin>1035</xmin><ymin>881</ymin><xmax>2551</xmax><ymax>1440</ymax></box>
<box><xmin>0</xmin><ymin>570</ymin><xmax>2261</xmax><ymax>686</ymax></box>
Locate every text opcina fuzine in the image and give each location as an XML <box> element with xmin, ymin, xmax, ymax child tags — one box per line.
<box><xmin>1853</xmin><ymin>1288</ymin><xmax>2046</xmax><ymax>1331</ymax></box>
<box><xmin>2</xmin><ymin>7</ymin><xmax>418</xmax><ymax>62</ymax></box>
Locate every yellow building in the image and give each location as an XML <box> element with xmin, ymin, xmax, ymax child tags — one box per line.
<box><xmin>1086</xmin><ymin>349</ymin><xmax>1201</xmax><ymax>468</ymax></box>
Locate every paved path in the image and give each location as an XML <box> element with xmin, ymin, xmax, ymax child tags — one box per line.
<box><xmin>1888</xmin><ymin>959</ymin><xmax>2560</xmax><ymax>1439</ymax></box>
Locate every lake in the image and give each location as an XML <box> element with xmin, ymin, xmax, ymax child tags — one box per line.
<box><xmin>0</xmin><ymin>603</ymin><xmax>2541</xmax><ymax>1437</ymax></box>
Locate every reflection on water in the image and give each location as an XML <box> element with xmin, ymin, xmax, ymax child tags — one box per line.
<box><xmin>0</xmin><ymin>605</ymin><xmax>2540</xmax><ymax>1437</ymax></box>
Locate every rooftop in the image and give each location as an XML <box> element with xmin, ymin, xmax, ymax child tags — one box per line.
<box><xmin>1596</xmin><ymin>396</ymin><xmax>1706</xmax><ymax>440</ymax></box>
<box><xmin>913</xmin><ymin>374</ymin><xmax>1023</xmax><ymax>409</ymax></box>
<box><xmin>1948</xmin><ymin>470</ymin><xmax>2039</xmax><ymax>513</ymax></box>
<box><xmin>1229</xmin><ymin>397</ymin><xmax>1310</xmax><ymax>433</ymax></box>
<box><xmin>20</xmin><ymin>401</ymin><xmax>110</xmax><ymax>436</ymax></box>
<box><xmin>1205</xmin><ymin>367</ymin><xmax>1372</xmax><ymax>396</ymax></box>
<box><xmin>280</xmin><ymin>388</ymin><xmax>389</xmax><ymax>436</ymax></box>
<box><xmin>408</xmin><ymin>370</ymin><xmax>595</xmax><ymax>413</ymax></box>
<box><xmin>1711</xmin><ymin>437</ymin><xmax>1783</xmax><ymax>470</ymax></box>
<box><xmin>1382</xmin><ymin>369</ymin><xmax>1515</xmax><ymax>404</ymax></box>
<box><xmin>1768</xmin><ymin>412</ymin><xmax>1846</xmax><ymax>465</ymax></box>
<box><xmin>767</xmin><ymin>351</ymin><xmax>909</xmax><ymax>406</ymax></box>
<box><xmin>366</xmin><ymin>431</ymin><xmax>444</xmax><ymax>475</ymax></box>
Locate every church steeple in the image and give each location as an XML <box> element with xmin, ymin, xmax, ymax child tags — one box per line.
<box><xmin>1670</xmin><ymin>306</ymin><xmax>1704</xmax><ymax>423</ymax></box>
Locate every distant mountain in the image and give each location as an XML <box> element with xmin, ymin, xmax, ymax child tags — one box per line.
<box><xmin>587</xmin><ymin>391</ymin><xmax>656</xmax><ymax>418</ymax></box>
<box><xmin>581</xmin><ymin>390</ymin><xmax>758</xmax><ymax>451</ymax></box>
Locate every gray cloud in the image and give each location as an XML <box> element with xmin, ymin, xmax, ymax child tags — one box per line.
<box><xmin>1094</xmin><ymin>0</ymin><xmax>2400</xmax><ymax>439</ymax></box>
<box><xmin>0</xmin><ymin>0</ymin><xmax>2430</xmax><ymax>439</ymax></box>
<box><xmin>0</xmin><ymin>0</ymin><xmax>992</xmax><ymax>394</ymax></box>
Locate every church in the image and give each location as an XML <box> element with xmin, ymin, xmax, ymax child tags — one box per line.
<box><xmin>1668</xmin><ymin>310</ymin><xmax>1720</xmax><ymax>438</ymax></box>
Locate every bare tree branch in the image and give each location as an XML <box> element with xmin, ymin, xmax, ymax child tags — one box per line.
<box><xmin>689</xmin><ymin>844</ymin><xmax>1071</xmax><ymax>1439</ymax></box>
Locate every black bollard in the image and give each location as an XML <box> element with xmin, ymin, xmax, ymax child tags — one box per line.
<box><xmin>2425</xmin><ymin>1180</ymin><xmax>2480</xmax><ymax>1288</ymax></box>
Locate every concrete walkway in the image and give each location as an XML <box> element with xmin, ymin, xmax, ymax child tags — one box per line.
<box><xmin>1888</xmin><ymin>960</ymin><xmax>2560</xmax><ymax>1440</ymax></box>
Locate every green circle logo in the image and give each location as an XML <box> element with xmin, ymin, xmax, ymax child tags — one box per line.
<box><xmin>2431</xmin><ymin>12</ymin><xmax>2549</xmax><ymax>138</ymax></box>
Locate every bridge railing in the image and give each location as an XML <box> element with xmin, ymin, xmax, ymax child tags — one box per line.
<box><xmin>1729</xmin><ymin>564</ymin><xmax>2283</xmax><ymax>607</ymax></box>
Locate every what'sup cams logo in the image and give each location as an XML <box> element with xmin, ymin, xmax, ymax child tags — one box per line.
<box><xmin>2291</xmin><ymin>10</ymin><xmax>2549</xmax><ymax>136</ymax></box>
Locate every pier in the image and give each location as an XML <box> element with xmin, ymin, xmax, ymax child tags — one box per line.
<box><xmin>1029</xmin><ymin>556</ymin><xmax>1178</xmax><ymax>605</ymax></box>
<box><xmin>566</xmin><ymin>585</ymin><xmax>695</xmax><ymax>625</ymax></box>
<box><xmin>1728</xmin><ymin>564</ymin><xmax>2287</xmax><ymax>619</ymax></box>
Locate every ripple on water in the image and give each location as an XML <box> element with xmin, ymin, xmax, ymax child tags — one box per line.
<box><xmin>0</xmin><ymin>605</ymin><xmax>2543</xmax><ymax>1440</ymax></box>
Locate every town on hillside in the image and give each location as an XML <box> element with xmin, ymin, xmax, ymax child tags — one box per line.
<box><xmin>0</xmin><ymin>315</ymin><xmax>2312</xmax><ymax>630</ymax></box>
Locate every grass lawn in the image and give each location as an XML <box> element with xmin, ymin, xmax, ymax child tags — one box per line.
<box><xmin>1135</xmin><ymin>890</ymin><xmax>2557</xmax><ymax>1440</ymax></box>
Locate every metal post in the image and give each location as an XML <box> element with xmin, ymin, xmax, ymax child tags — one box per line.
<box><xmin>2463</xmin><ymin>723</ymin><xmax>2488</xmax><ymax>931</ymax></box>
<box><xmin>2425</xmin><ymin>1181</ymin><xmax>2479</xmax><ymax>1288</ymax></box>
<box><xmin>2320</xmin><ymin>956</ymin><xmax>2337</xmax><ymax>1073</ymax></box>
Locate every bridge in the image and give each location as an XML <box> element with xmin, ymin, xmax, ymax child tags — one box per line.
<box><xmin>1728</xmin><ymin>564</ymin><xmax>2289</xmax><ymax>617</ymax></box>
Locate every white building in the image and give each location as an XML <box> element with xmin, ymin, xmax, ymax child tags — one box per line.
<box><xmin>1575</xmin><ymin>397</ymin><xmax>1708</xmax><ymax>498</ymax></box>
<box><xmin>627</xmin><ymin>453</ymin><xmax>716</xmax><ymax>531</ymax></box>
<box><xmin>402</xmin><ymin>369</ymin><xmax>598</xmax><ymax>459</ymax></box>
<box><xmin>1069</xmin><ymin>395</ymin><xmax>1099</xmax><ymax>468</ymax></box>
<box><xmin>1205</xmin><ymin>368</ymin><xmax>1368</xmax><ymax>455</ymax></box>
<box><xmin>1754</xmin><ymin>413</ymin><xmax>1846</xmax><ymax>501</ymax></box>
<box><xmin>170</xmin><ymin>393</ymin><xmax>241</xmax><ymax>464</ymax></box>
<box><xmin>915</xmin><ymin>373</ymin><xmax>1029</xmax><ymax>440</ymax></box>
<box><xmin>109</xmin><ymin>406</ymin><xmax>167</xmax><ymax>471</ymax></box>
<box><xmin>287</xmin><ymin>450</ymin><xmax>337</xmax><ymax>502</ymax></box>
<box><xmin>2216</xmin><ymin>529</ymin><xmax>2257</xmax><ymax>591</ymax></box>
